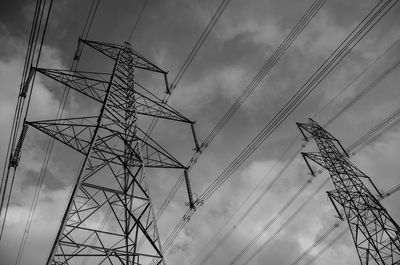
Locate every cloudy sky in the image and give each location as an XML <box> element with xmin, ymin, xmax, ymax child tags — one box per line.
<box><xmin>0</xmin><ymin>0</ymin><xmax>400</xmax><ymax>264</ymax></box>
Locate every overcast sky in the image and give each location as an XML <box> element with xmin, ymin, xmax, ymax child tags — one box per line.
<box><xmin>0</xmin><ymin>0</ymin><xmax>400</xmax><ymax>265</ymax></box>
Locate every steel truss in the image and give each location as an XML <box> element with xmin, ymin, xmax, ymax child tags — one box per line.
<box><xmin>298</xmin><ymin>118</ymin><xmax>400</xmax><ymax>265</ymax></box>
<box><xmin>26</xmin><ymin>39</ymin><xmax>198</xmax><ymax>265</ymax></box>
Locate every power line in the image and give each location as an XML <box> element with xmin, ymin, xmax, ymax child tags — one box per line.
<box><xmin>245</xmin><ymin>109</ymin><xmax>400</xmax><ymax>264</ymax></box>
<box><xmin>241</xmin><ymin>178</ymin><xmax>331</xmax><ymax>265</ymax></box>
<box><xmin>8</xmin><ymin>1</ymin><xmax>102</xmax><ymax>264</ymax></box>
<box><xmin>291</xmin><ymin>181</ymin><xmax>400</xmax><ymax>265</ymax></box>
<box><xmin>300</xmin><ymin>119</ymin><xmax>400</xmax><ymax>264</ymax></box>
<box><xmin>145</xmin><ymin>0</ymin><xmax>232</xmax><ymax>138</ymax></box>
<box><xmin>348</xmin><ymin>106</ymin><xmax>400</xmax><ymax>153</ymax></box>
<box><xmin>0</xmin><ymin>0</ymin><xmax>43</xmax><ymax>227</ymax></box>
<box><xmin>79</xmin><ymin>1</ymin><xmax>232</xmax><ymax>259</ymax></box>
<box><xmin>191</xmin><ymin>80</ymin><xmax>400</xmax><ymax>265</ymax></box>
<box><xmin>199</xmin><ymin>0</ymin><xmax>398</xmax><ymax>204</ymax></box>
<box><xmin>290</xmin><ymin>222</ymin><xmax>342</xmax><ymax>265</ymax></box>
<box><xmin>151</xmin><ymin>0</ymin><xmax>233</xmax><ymax>220</ymax></box>
<box><xmin>306</xmin><ymin>228</ymin><xmax>348</xmax><ymax>265</ymax></box>
<box><xmin>242</xmin><ymin>110</ymin><xmax>400</xmax><ymax>265</ymax></box>
<box><xmin>171</xmin><ymin>0</ymin><xmax>232</xmax><ymax>89</ymax></box>
<box><xmin>191</xmin><ymin>136</ymin><xmax>301</xmax><ymax>265</ymax></box>
<box><xmin>155</xmin><ymin>0</ymin><xmax>325</xmax><ymax>223</ymax></box>
<box><xmin>0</xmin><ymin>0</ymin><xmax>55</xmax><ymax>240</ymax></box>
<box><xmin>313</xmin><ymin>37</ymin><xmax>400</xmax><ymax>118</ymax></box>
<box><xmin>127</xmin><ymin>0</ymin><xmax>150</xmax><ymax>42</ymax></box>
<box><xmin>159</xmin><ymin>0</ymin><xmax>399</xmax><ymax>255</ymax></box>
<box><xmin>324</xmin><ymin>57</ymin><xmax>400</xmax><ymax>127</ymax></box>
<box><xmin>26</xmin><ymin>39</ymin><xmax>190</xmax><ymax>265</ymax></box>
<box><xmin>172</xmin><ymin>31</ymin><xmax>400</xmax><ymax>265</ymax></box>
<box><xmin>202</xmin><ymin>0</ymin><xmax>326</xmax><ymax>147</ymax></box>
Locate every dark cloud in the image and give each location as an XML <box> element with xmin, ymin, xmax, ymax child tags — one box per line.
<box><xmin>0</xmin><ymin>0</ymin><xmax>399</xmax><ymax>265</ymax></box>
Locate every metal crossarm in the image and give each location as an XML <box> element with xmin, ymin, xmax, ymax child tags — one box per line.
<box><xmin>34</xmin><ymin>68</ymin><xmax>193</xmax><ymax>123</ymax></box>
<box><xmin>82</xmin><ymin>39</ymin><xmax>167</xmax><ymax>74</ymax></box>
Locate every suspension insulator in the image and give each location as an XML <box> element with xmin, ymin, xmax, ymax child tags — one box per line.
<box><xmin>9</xmin><ymin>124</ymin><xmax>28</xmax><ymax>168</ymax></box>
<box><xmin>19</xmin><ymin>68</ymin><xmax>34</xmax><ymax>98</ymax></box>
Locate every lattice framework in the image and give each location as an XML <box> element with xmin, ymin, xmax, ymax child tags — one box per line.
<box><xmin>298</xmin><ymin>119</ymin><xmax>400</xmax><ymax>265</ymax></box>
<box><xmin>26</xmin><ymin>39</ymin><xmax>198</xmax><ymax>265</ymax></box>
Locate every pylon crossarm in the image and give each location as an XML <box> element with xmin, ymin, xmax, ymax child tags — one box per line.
<box><xmin>88</xmin><ymin>127</ymin><xmax>185</xmax><ymax>169</ymax></box>
<box><xmin>105</xmin><ymin>90</ymin><xmax>192</xmax><ymax>123</ymax></box>
<box><xmin>35</xmin><ymin>68</ymin><xmax>110</xmax><ymax>103</ymax></box>
<box><xmin>82</xmin><ymin>39</ymin><xmax>166</xmax><ymax>74</ymax></box>
<box><xmin>27</xmin><ymin>117</ymin><xmax>98</xmax><ymax>155</ymax></box>
<box><xmin>110</xmin><ymin>80</ymin><xmax>193</xmax><ymax>123</ymax></box>
<box><xmin>302</xmin><ymin>152</ymin><xmax>327</xmax><ymax>170</ymax></box>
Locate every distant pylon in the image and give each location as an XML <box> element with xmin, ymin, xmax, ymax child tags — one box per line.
<box><xmin>298</xmin><ymin>118</ymin><xmax>400</xmax><ymax>265</ymax></box>
<box><xmin>25</xmin><ymin>39</ymin><xmax>199</xmax><ymax>265</ymax></box>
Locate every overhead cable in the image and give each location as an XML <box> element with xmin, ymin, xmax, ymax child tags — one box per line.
<box><xmin>152</xmin><ymin>0</ymin><xmax>233</xmax><ymax>219</ymax></box>
<box><xmin>0</xmin><ymin>0</ymin><xmax>55</xmax><ymax>241</ymax></box>
<box><xmin>11</xmin><ymin>1</ymin><xmax>102</xmax><ymax>264</ymax></box>
<box><xmin>240</xmin><ymin>178</ymin><xmax>331</xmax><ymax>265</ymax></box>
<box><xmin>127</xmin><ymin>0</ymin><xmax>150</xmax><ymax>42</ymax></box>
<box><xmin>156</xmin><ymin>0</ymin><xmax>325</xmax><ymax>222</ymax></box>
<box><xmin>159</xmin><ymin>0</ymin><xmax>399</xmax><ymax>255</ymax></box>
<box><xmin>313</xmin><ymin>37</ymin><xmax>400</xmax><ymax>118</ymax></box>
<box><xmin>291</xmin><ymin>181</ymin><xmax>400</xmax><ymax>265</ymax></box>
<box><xmin>190</xmin><ymin>35</ymin><xmax>400</xmax><ymax>265</ymax></box>
<box><xmin>238</xmin><ymin>106</ymin><xmax>400</xmax><ymax>265</ymax></box>
<box><xmin>191</xmin><ymin>137</ymin><xmax>300</xmax><ymax>265</ymax></box>
<box><xmin>324</xmin><ymin>57</ymin><xmax>400</xmax><ymax>127</ymax></box>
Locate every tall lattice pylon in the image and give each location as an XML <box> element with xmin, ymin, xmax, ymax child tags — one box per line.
<box><xmin>297</xmin><ymin>118</ymin><xmax>400</xmax><ymax>265</ymax></box>
<box><xmin>26</xmin><ymin>39</ymin><xmax>199</xmax><ymax>265</ymax></box>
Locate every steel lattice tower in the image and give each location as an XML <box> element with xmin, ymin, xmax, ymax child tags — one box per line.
<box><xmin>298</xmin><ymin>118</ymin><xmax>400</xmax><ymax>265</ymax></box>
<box><xmin>26</xmin><ymin>39</ymin><xmax>199</xmax><ymax>265</ymax></box>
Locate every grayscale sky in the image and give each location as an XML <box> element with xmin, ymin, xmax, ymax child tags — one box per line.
<box><xmin>0</xmin><ymin>0</ymin><xmax>399</xmax><ymax>265</ymax></box>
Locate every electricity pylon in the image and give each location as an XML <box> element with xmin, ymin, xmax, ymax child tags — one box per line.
<box><xmin>298</xmin><ymin>118</ymin><xmax>400</xmax><ymax>265</ymax></box>
<box><xmin>26</xmin><ymin>39</ymin><xmax>199</xmax><ymax>265</ymax></box>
